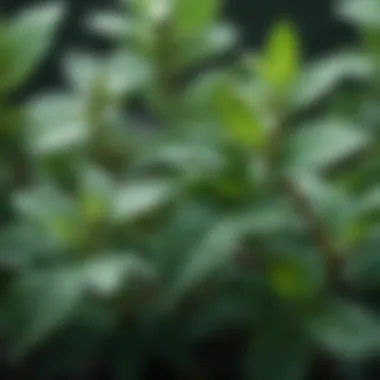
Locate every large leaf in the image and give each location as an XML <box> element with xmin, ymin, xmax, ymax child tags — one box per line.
<box><xmin>284</xmin><ymin>118</ymin><xmax>370</xmax><ymax>174</ymax></box>
<box><xmin>2</xmin><ymin>3</ymin><xmax>65</xmax><ymax>92</ymax></box>
<box><xmin>307</xmin><ymin>299</ymin><xmax>380</xmax><ymax>359</ymax></box>
<box><xmin>291</xmin><ymin>51</ymin><xmax>375</xmax><ymax>111</ymax></box>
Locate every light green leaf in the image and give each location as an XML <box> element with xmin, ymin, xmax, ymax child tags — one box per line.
<box><xmin>106</xmin><ymin>53</ymin><xmax>152</xmax><ymax>97</ymax></box>
<box><xmin>172</xmin><ymin>0</ymin><xmax>221</xmax><ymax>40</ymax></box>
<box><xmin>212</xmin><ymin>81</ymin><xmax>265</xmax><ymax>149</ymax></box>
<box><xmin>86</xmin><ymin>11</ymin><xmax>132</xmax><ymax>38</ymax></box>
<box><xmin>257</xmin><ymin>20</ymin><xmax>301</xmax><ymax>93</ymax></box>
<box><xmin>2</xmin><ymin>3</ymin><xmax>65</xmax><ymax>91</ymax></box>
<box><xmin>26</xmin><ymin>94</ymin><xmax>88</xmax><ymax>155</ymax></box>
<box><xmin>79</xmin><ymin>252</ymin><xmax>156</xmax><ymax>297</ymax></box>
<box><xmin>112</xmin><ymin>179</ymin><xmax>179</xmax><ymax>223</ymax></box>
<box><xmin>335</xmin><ymin>0</ymin><xmax>380</xmax><ymax>29</ymax></box>
<box><xmin>63</xmin><ymin>52</ymin><xmax>104</xmax><ymax>94</ymax></box>
<box><xmin>178</xmin><ymin>23</ymin><xmax>237</xmax><ymax>69</ymax></box>
<box><xmin>284</xmin><ymin>119</ymin><xmax>370</xmax><ymax>174</ymax></box>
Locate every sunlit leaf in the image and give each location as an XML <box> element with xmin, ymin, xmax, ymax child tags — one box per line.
<box><xmin>212</xmin><ymin>81</ymin><xmax>265</xmax><ymax>149</ymax></box>
<box><xmin>256</xmin><ymin>20</ymin><xmax>301</xmax><ymax>93</ymax></box>
<box><xmin>112</xmin><ymin>179</ymin><xmax>179</xmax><ymax>223</ymax></box>
<box><xmin>172</xmin><ymin>0</ymin><xmax>221</xmax><ymax>40</ymax></box>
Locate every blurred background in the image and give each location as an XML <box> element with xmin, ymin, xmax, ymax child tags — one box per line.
<box><xmin>0</xmin><ymin>0</ymin><xmax>354</xmax><ymax>96</ymax></box>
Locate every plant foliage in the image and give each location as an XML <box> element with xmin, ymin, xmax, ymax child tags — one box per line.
<box><xmin>1</xmin><ymin>0</ymin><xmax>380</xmax><ymax>379</ymax></box>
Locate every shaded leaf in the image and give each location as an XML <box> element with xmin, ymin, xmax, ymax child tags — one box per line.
<box><xmin>308</xmin><ymin>299</ymin><xmax>380</xmax><ymax>359</ymax></box>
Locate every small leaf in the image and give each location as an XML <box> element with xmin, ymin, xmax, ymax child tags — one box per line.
<box><xmin>86</xmin><ymin>11</ymin><xmax>132</xmax><ymax>38</ymax></box>
<box><xmin>257</xmin><ymin>20</ymin><xmax>301</xmax><ymax>93</ymax></box>
<box><xmin>78</xmin><ymin>165</ymin><xmax>116</xmax><ymax>222</ymax></box>
<box><xmin>26</xmin><ymin>94</ymin><xmax>88</xmax><ymax>155</ymax></box>
<box><xmin>79</xmin><ymin>252</ymin><xmax>156</xmax><ymax>297</ymax></box>
<box><xmin>63</xmin><ymin>52</ymin><xmax>104</xmax><ymax>94</ymax></box>
<box><xmin>212</xmin><ymin>81</ymin><xmax>265</xmax><ymax>149</ymax></box>
<box><xmin>112</xmin><ymin>180</ymin><xmax>178</xmax><ymax>223</ymax></box>
<box><xmin>178</xmin><ymin>23</ymin><xmax>237</xmax><ymax>69</ymax></box>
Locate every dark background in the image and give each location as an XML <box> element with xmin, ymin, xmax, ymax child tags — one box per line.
<box><xmin>1</xmin><ymin>0</ymin><xmax>354</xmax><ymax>96</ymax></box>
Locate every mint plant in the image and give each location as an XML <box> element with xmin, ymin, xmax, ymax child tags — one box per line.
<box><xmin>1</xmin><ymin>0</ymin><xmax>380</xmax><ymax>379</ymax></box>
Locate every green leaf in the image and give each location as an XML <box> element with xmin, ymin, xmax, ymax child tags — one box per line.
<box><xmin>257</xmin><ymin>20</ymin><xmax>301</xmax><ymax>93</ymax></box>
<box><xmin>9</xmin><ymin>269</ymin><xmax>83</xmax><ymax>359</ymax></box>
<box><xmin>172</xmin><ymin>0</ymin><xmax>221</xmax><ymax>40</ymax></box>
<box><xmin>289</xmin><ymin>175</ymin><xmax>355</xmax><ymax>235</ymax></box>
<box><xmin>345</xmin><ymin>237</ymin><xmax>380</xmax><ymax>290</ymax></box>
<box><xmin>268</xmin><ymin>256</ymin><xmax>323</xmax><ymax>301</ymax></box>
<box><xmin>86</xmin><ymin>11</ymin><xmax>132</xmax><ymax>38</ymax></box>
<box><xmin>112</xmin><ymin>179</ymin><xmax>179</xmax><ymax>223</ymax></box>
<box><xmin>284</xmin><ymin>118</ymin><xmax>370</xmax><ymax>174</ymax></box>
<box><xmin>79</xmin><ymin>252</ymin><xmax>156</xmax><ymax>297</ymax></box>
<box><xmin>291</xmin><ymin>51</ymin><xmax>375</xmax><ymax>111</ymax></box>
<box><xmin>178</xmin><ymin>23</ymin><xmax>237</xmax><ymax>69</ymax></box>
<box><xmin>335</xmin><ymin>0</ymin><xmax>380</xmax><ymax>30</ymax></box>
<box><xmin>2</xmin><ymin>3</ymin><xmax>65</xmax><ymax>92</ymax></box>
<box><xmin>308</xmin><ymin>299</ymin><xmax>380</xmax><ymax>359</ymax></box>
<box><xmin>26</xmin><ymin>94</ymin><xmax>89</xmax><ymax>156</ymax></box>
<box><xmin>78</xmin><ymin>165</ymin><xmax>116</xmax><ymax>222</ymax></box>
<box><xmin>12</xmin><ymin>185</ymin><xmax>83</xmax><ymax>246</ymax></box>
<box><xmin>212</xmin><ymin>81</ymin><xmax>265</xmax><ymax>149</ymax></box>
<box><xmin>173</xmin><ymin>216</ymin><xmax>250</xmax><ymax>298</ymax></box>
<box><xmin>0</xmin><ymin>224</ymin><xmax>62</xmax><ymax>268</ymax></box>
<box><xmin>63</xmin><ymin>52</ymin><xmax>104</xmax><ymax>94</ymax></box>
